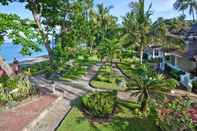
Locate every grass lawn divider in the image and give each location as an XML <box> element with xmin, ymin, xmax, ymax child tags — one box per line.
<box><xmin>54</xmin><ymin>106</ymin><xmax>73</xmax><ymax>131</ymax></box>
<box><xmin>89</xmin><ymin>63</ymin><xmax>128</xmax><ymax>91</ymax></box>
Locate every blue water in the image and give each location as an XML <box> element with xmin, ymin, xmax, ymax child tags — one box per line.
<box><xmin>0</xmin><ymin>43</ymin><xmax>48</xmax><ymax>63</ymax></box>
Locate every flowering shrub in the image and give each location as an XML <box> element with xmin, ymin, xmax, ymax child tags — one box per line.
<box><xmin>158</xmin><ymin>96</ymin><xmax>195</xmax><ymax>131</ymax></box>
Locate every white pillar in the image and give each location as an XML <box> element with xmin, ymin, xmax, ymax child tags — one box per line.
<box><xmin>152</xmin><ymin>50</ymin><xmax>155</xmax><ymax>59</ymax></box>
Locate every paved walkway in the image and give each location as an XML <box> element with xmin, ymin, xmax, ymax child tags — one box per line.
<box><xmin>24</xmin><ymin>64</ymin><xmax>102</xmax><ymax>131</ymax></box>
<box><xmin>0</xmin><ymin>94</ymin><xmax>57</xmax><ymax>131</ymax></box>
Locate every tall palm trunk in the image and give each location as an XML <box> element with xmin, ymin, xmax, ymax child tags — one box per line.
<box><xmin>0</xmin><ymin>56</ymin><xmax>14</xmax><ymax>77</ymax></box>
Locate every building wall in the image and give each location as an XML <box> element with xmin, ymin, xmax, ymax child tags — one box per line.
<box><xmin>144</xmin><ymin>48</ymin><xmax>163</xmax><ymax>60</ymax></box>
<box><xmin>176</xmin><ymin>57</ymin><xmax>196</xmax><ymax>72</ymax></box>
<box><xmin>187</xmin><ymin>39</ymin><xmax>197</xmax><ymax>58</ymax></box>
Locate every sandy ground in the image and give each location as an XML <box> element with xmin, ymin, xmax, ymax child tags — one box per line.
<box><xmin>19</xmin><ymin>55</ymin><xmax>49</xmax><ymax>65</ymax></box>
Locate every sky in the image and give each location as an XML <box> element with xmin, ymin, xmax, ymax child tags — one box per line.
<box><xmin>0</xmin><ymin>0</ymin><xmax>192</xmax><ymax>22</ymax></box>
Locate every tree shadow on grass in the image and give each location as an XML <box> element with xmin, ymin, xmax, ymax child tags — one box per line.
<box><xmin>105</xmin><ymin>116</ymin><xmax>161</xmax><ymax>131</ymax></box>
<box><xmin>70</xmin><ymin>98</ymin><xmax>101</xmax><ymax>131</ymax></box>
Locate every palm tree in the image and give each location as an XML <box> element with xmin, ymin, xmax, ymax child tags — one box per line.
<box><xmin>187</xmin><ymin>0</ymin><xmax>197</xmax><ymax>21</ymax></box>
<box><xmin>151</xmin><ymin>17</ymin><xmax>186</xmax><ymax>50</ymax></box>
<box><xmin>123</xmin><ymin>0</ymin><xmax>152</xmax><ymax>64</ymax></box>
<box><xmin>98</xmin><ymin>38</ymin><xmax>121</xmax><ymax>65</ymax></box>
<box><xmin>95</xmin><ymin>3</ymin><xmax>114</xmax><ymax>44</ymax></box>
<box><xmin>173</xmin><ymin>0</ymin><xmax>188</xmax><ymax>16</ymax></box>
<box><xmin>127</xmin><ymin>64</ymin><xmax>178</xmax><ymax>112</ymax></box>
<box><xmin>123</xmin><ymin>0</ymin><xmax>186</xmax><ymax>64</ymax></box>
<box><xmin>174</xmin><ymin>0</ymin><xmax>197</xmax><ymax>21</ymax></box>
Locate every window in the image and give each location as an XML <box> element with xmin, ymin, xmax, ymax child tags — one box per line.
<box><xmin>166</xmin><ymin>56</ymin><xmax>170</xmax><ymax>61</ymax></box>
<box><xmin>154</xmin><ymin>49</ymin><xmax>159</xmax><ymax>56</ymax></box>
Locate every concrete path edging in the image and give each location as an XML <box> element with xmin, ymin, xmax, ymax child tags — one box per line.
<box><xmin>22</xmin><ymin>96</ymin><xmax>63</xmax><ymax>131</ymax></box>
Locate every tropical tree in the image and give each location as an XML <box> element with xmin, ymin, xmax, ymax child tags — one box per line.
<box><xmin>93</xmin><ymin>4</ymin><xmax>121</xmax><ymax>63</ymax></box>
<box><xmin>173</xmin><ymin>0</ymin><xmax>197</xmax><ymax>21</ymax></box>
<box><xmin>162</xmin><ymin>15</ymin><xmax>191</xmax><ymax>33</ymax></box>
<box><xmin>98</xmin><ymin>38</ymin><xmax>121</xmax><ymax>65</ymax></box>
<box><xmin>95</xmin><ymin>4</ymin><xmax>116</xmax><ymax>45</ymax></box>
<box><xmin>151</xmin><ymin>17</ymin><xmax>186</xmax><ymax>50</ymax></box>
<box><xmin>53</xmin><ymin>0</ymin><xmax>94</xmax><ymax>64</ymax></box>
<box><xmin>1</xmin><ymin>0</ymin><xmax>65</xmax><ymax>65</ymax></box>
<box><xmin>123</xmin><ymin>0</ymin><xmax>152</xmax><ymax>64</ymax></box>
<box><xmin>0</xmin><ymin>13</ymin><xmax>41</xmax><ymax>77</ymax></box>
<box><xmin>123</xmin><ymin>0</ymin><xmax>186</xmax><ymax>64</ymax></box>
<box><xmin>173</xmin><ymin>0</ymin><xmax>188</xmax><ymax>16</ymax></box>
<box><xmin>2</xmin><ymin>0</ymin><xmax>96</xmax><ymax>67</ymax></box>
<box><xmin>127</xmin><ymin>64</ymin><xmax>178</xmax><ymax>112</ymax></box>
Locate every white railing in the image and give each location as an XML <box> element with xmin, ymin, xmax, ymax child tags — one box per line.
<box><xmin>180</xmin><ymin>73</ymin><xmax>193</xmax><ymax>89</ymax></box>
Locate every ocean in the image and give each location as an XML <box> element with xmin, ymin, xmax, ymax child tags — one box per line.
<box><xmin>0</xmin><ymin>43</ymin><xmax>48</xmax><ymax>63</ymax></box>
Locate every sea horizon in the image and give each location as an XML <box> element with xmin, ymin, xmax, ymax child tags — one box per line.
<box><xmin>0</xmin><ymin>42</ymin><xmax>48</xmax><ymax>64</ymax></box>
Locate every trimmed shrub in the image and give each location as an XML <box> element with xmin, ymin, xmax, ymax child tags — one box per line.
<box><xmin>81</xmin><ymin>91</ymin><xmax>117</xmax><ymax>118</ymax></box>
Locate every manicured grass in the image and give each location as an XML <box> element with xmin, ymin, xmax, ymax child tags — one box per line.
<box><xmin>59</xmin><ymin>65</ymin><xmax>89</xmax><ymax>81</ymax></box>
<box><xmin>57</xmin><ymin>108</ymin><xmax>94</xmax><ymax>131</ymax></box>
<box><xmin>91</xmin><ymin>80</ymin><xmax>126</xmax><ymax>91</ymax></box>
<box><xmin>90</xmin><ymin>65</ymin><xmax>127</xmax><ymax>90</ymax></box>
<box><xmin>60</xmin><ymin>55</ymin><xmax>99</xmax><ymax>80</ymax></box>
<box><xmin>57</xmin><ymin>101</ymin><xmax>160</xmax><ymax>131</ymax></box>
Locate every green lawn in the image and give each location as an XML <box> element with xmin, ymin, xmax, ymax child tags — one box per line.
<box><xmin>59</xmin><ymin>55</ymin><xmax>99</xmax><ymax>81</ymax></box>
<box><xmin>21</xmin><ymin>55</ymin><xmax>99</xmax><ymax>78</ymax></box>
<box><xmin>59</xmin><ymin>65</ymin><xmax>90</xmax><ymax>81</ymax></box>
<box><xmin>91</xmin><ymin>80</ymin><xmax>126</xmax><ymax>91</ymax></box>
<box><xmin>57</xmin><ymin>101</ymin><xmax>160</xmax><ymax>131</ymax></box>
<box><xmin>90</xmin><ymin>65</ymin><xmax>127</xmax><ymax>90</ymax></box>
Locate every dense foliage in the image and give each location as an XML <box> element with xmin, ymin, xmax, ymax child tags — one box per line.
<box><xmin>173</xmin><ymin>0</ymin><xmax>197</xmax><ymax>21</ymax></box>
<box><xmin>123</xmin><ymin>0</ymin><xmax>186</xmax><ymax>64</ymax></box>
<box><xmin>126</xmin><ymin>64</ymin><xmax>178</xmax><ymax>112</ymax></box>
<box><xmin>0</xmin><ymin>74</ymin><xmax>37</xmax><ymax>105</ymax></box>
<box><xmin>81</xmin><ymin>91</ymin><xmax>117</xmax><ymax>118</ymax></box>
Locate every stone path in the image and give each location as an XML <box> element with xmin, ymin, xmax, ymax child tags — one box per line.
<box><xmin>0</xmin><ymin>94</ymin><xmax>57</xmax><ymax>131</ymax></box>
<box><xmin>24</xmin><ymin>64</ymin><xmax>102</xmax><ymax>131</ymax></box>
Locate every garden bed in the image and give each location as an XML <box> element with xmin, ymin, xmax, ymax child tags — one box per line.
<box><xmin>90</xmin><ymin>65</ymin><xmax>127</xmax><ymax>90</ymax></box>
